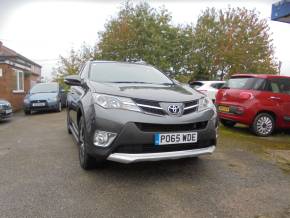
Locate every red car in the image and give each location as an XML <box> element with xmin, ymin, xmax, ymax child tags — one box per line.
<box><xmin>216</xmin><ymin>74</ymin><xmax>290</xmax><ymax>136</ymax></box>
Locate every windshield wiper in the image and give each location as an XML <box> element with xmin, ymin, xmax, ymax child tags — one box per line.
<box><xmin>161</xmin><ymin>82</ymin><xmax>174</xmax><ymax>85</ymax></box>
<box><xmin>110</xmin><ymin>81</ymin><xmax>154</xmax><ymax>84</ymax></box>
<box><xmin>31</xmin><ymin>91</ymin><xmax>57</xmax><ymax>94</ymax></box>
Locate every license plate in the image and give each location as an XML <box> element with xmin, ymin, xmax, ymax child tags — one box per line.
<box><xmin>5</xmin><ymin>109</ymin><xmax>12</xmax><ymax>114</ymax></box>
<box><xmin>32</xmin><ymin>103</ymin><xmax>45</xmax><ymax>107</ymax></box>
<box><xmin>218</xmin><ymin>105</ymin><xmax>230</xmax><ymax>113</ymax></box>
<box><xmin>155</xmin><ymin>132</ymin><xmax>198</xmax><ymax>145</ymax></box>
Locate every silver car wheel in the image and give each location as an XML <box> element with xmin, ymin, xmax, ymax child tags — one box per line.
<box><xmin>256</xmin><ymin>116</ymin><xmax>273</xmax><ymax>135</ymax></box>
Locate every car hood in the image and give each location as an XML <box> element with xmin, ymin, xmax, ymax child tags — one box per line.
<box><xmin>0</xmin><ymin>99</ymin><xmax>10</xmax><ymax>104</ymax></box>
<box><xmin>0</xmin><ymin>99</ymin><xmax>9</xmax><ymax>104</ymax></box>
<box><xmin>88</xmin><ymin>81</ymin><xmax>204</xmax><ymax>102</ymax></box>
<box><xmin>27</xmin><ymin>92</ymin><xmax>58</xmax><ymax>101</ymax></box>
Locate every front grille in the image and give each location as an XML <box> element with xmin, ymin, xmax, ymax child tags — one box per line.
<box><xmin>114</xmin><ymin>139</ymin><xmax>215</xmax><ymax>154</ymax></box>
<box><xmin>2</xmin><ymin>105</ymin><xmax>11</xmax><ymax>110</ymax></box>
<box><xmin>183</xmin><ymin>100</ymin><xmax>199</xmax><ymax>115</ymax></box>
<box><xmin>184</xmin><ymin>100</ymin><xmax>198</xmax><ymax>108</ymax></box>
<box><xmin>134</xmin><ymin>98</ymin><xmax>165</xmax><ymax>115</ymax></box>
<box><xmin>183</xmin><ymin>107</ymin><xmax>198</xmax><ymax>115</ymax></box>
<box><xmin>31</xmin><ymin>100</ymin><xmax>47</xmax><ymax>103</ymax></box>
<box><xmin>30</xmin><ymin>100</ymin><xmax>48</xmax><ymax>108</ymax></box>
<box><xmin>133</xmin><ymin>99</ymin><xmax>160</xmax><ymax>107</ymax></box>
<box><xmin>133</xmin><ymin>98</ymin><xmax>200</xmax><ymax>116</ymax></box>
<box><xmin>135</xmin><ymin>121</ymin><xmax>208</xmax><ymax>132</ymax></box>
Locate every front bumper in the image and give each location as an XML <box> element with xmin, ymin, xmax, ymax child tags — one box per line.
<box><xmin>24</xmin><ymin>101</ymin><xmax>58</xmax><ymax>111</ymax></box>
<box><xmin>0</xmin><ymin>111</ymin><xmax>13</xmax><ymax>120</ymax></box>
<box><xmin>84</xmin><ymin>104</ymin><xmax>217</xmax><ymax>163</ymax></box>
<box><xmin>107</xmin><ymin>145</ymin><xmax>216</xmax><ymax>163</ymax></box>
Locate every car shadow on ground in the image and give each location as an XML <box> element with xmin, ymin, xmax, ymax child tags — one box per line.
<box><xmin>28</xmin><ymin>110</ymin><xmax>61</xmax><ymax>116</ymax></box>
<box><xmin>221</xmin><ymin>123</ymin><xmax>290</xmax><ymax>137</ymax></box>
<box><xmin>0</xmin><ymin>119</ymin><xmax>12</xmax><ymax>124</ymax></box>
<box><xmin>90</xmin><ymin>157</ymin><xmax>211</xmax><ymax>182</ymax></box>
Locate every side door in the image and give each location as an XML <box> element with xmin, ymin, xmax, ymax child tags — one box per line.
<box><xmin>69</xmin><ymin>63</ymin><xmax>90</xmax><ymax>129</ymax></box>
<box><xmin>263</xmin><ymin>78</ymin><xmax>290</xmax><ymax>128</ymax></box>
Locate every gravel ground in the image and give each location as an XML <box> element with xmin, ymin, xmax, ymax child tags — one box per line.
<box><xmin>0</xmin><ymin>111</ymin><xmax>290</xmax><ymax>218</ymax></box>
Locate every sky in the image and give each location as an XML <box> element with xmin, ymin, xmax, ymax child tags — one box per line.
<box><xmin>0</xmin><ymin>0</ymin><xmax>289</xmax><ymax>79</ymax></box>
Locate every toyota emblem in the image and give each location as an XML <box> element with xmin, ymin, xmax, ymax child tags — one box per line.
<box><xmin>168</xmin><ymin>105</ymin><xmax>180</xmax><ymax>115</ymax></box>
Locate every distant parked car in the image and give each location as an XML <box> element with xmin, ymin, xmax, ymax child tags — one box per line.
<box><xmin>0</xmin><ymin>99</ymin><xmax>13</xmax><ymax>120</ymax></box>
<box><xmin>189</xmin><ymin>81</ymin><xmax>225</xmax><ymax>102</ymax></box>
<box><xmin>216</xmin><ymin>74</ymin><xmax>290</xmax><ymax>136</ymax></box>
<box><xmin>23</xmin><ymin>82</ymin><xmax>65</xmax><ymax>115</ymax></box>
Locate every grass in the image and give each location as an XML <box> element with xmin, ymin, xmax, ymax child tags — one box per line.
<box><xmin>218</xmin><ymin>124</ymin><xmax>290</xmax><ymax>172</ymax></box>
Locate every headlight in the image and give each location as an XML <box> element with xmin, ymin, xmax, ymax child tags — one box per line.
<box><xmin>92</xmin><ymin>93</ymin><xmax>141</xmax><ymax>112</ymax></box>
<box><xmin>23</xmin><ymin>99</ymin><xmax>30</xmax><ymax>104</ymax></box>
<box><xmin>50</xmin><ymin>97</ymin><xmax>58</xmax><ymax>102</ymax></box>
<box><xmin>198</xmin><ymin>97</ymin><xmax>214</xmax><ymax>112</ymax></box>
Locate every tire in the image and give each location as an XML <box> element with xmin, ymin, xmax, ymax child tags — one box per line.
<box><xmin>67</xmin><ymin>111</ymin><xmax>72</xmax><ymax>134</ymax></box>
<box><xmin>220</xmin><ymin>119</ymin><xmax>236</xmax><ymax>127</ymax></box>
<box><xmin>57</xmin><ymin>102</ymin><xmax>62</xmax><ymax>112</ymax></box>
<box><xmin>251</xmin><ymin>113</ymin><xmax>275</xmax><ymax>137</ymax></box>
<box><xmin>78</xmin><ymin>117</ymin><xmax>96</xmax><ymax>170</ymax></box>
<box><xmin>24</xmin><ymin>110</ymin><xmax>31</xmax><ymax>115</ymax></box>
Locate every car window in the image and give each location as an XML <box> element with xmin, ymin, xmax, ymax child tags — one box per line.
<box><xmin>30</xmin><ymin>83</ymin><xmax>58</xmax><ymax>94</ymax></box>
<box><xmin>210</xmin><ymin>83</ymin><xmax>224</xmax><ymax>89</ymax></box>
<box><xmin>89</xmin><ymin>62</ymin><xmax>173</xmax><ymax>84</ymax></box>
<box><xmin>225</xmin><ymin>77</ymin><xmax>265</xmax><ymax>90</ymax></box>
<box><xmin>189</xmin><ymin>82</ymin><xmax>204</xmax><ymax>89</ymax></box>
<box><xmin>267</xmin><ymin>78</ymin><xmax>290</xmax><ymax>95</ymax></box>
<box><xmin>80</xmin><ymin>63</ymin><xmax>90</xmax><ymax>79</ymax></box>
<box><xmin>252</xmin><ymin>79</ymin><xmax>267</xmax><ymax>91</ymax></box>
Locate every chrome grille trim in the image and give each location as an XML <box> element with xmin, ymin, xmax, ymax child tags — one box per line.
<box><xmin>136</xmin><ymin>103</ymin><xmax>163</xmax><ymax>110</ymax></box>
<box><xmin>184</xmin><ymin>104</ymin><xmax>198</xmax><ymax>110</ymax></box>
<box><xmin>133</xmin><ymin>98</ymin><xmax>199</xmax><ymax>116</ymax></box>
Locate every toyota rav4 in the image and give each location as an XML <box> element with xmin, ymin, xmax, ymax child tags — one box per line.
<box><xmin>65</xmin><ymin>61</ymin><xmax>217</xmax><ymax>169</ymax></box>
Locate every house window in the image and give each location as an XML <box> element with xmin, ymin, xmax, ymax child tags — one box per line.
<box><xmin>12</xmin><ymin>70</ymin><xmax>24</xmax><ymax>93</ymax></box>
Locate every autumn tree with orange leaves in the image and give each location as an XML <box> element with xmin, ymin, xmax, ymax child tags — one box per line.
<box><xmin>190</xmin><ymin>7</ymin><xmax>278</xmax><ymax>80</ymax></box>
<box><xmin>54</xmin><ymin>3</ymin><xmax>278</xmax><ymax>84</ymax></box>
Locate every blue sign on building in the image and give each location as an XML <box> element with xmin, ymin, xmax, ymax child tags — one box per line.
<box><xmin>271</xmin><ymin>0</ymin><xmax>290</xmax><ymax>23</ymax></box>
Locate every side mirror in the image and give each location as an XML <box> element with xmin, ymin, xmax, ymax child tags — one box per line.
<box><xmin>165</xmin><ymin>72</ymin><xmax>172</xmax><ymax>78</ymax></box>
<box><xmin>64</xmin><ymin>75</ymin><xmax>82</xmax><ymax>86</ymax></box>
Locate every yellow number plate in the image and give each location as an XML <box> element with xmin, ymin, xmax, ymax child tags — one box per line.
<box><xmin>218</xmin><ymin>106</ymin><xmax>230</xmax><ymax>113</ymax></box>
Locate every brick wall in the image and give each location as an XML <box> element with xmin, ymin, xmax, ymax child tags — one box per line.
<box><xmin>0</xmin><ymin>63</ymin><xmax>40</xmax><ymax>111</ymax></box>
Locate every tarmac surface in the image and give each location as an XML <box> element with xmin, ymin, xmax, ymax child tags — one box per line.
<box><xmin>0</xmin><ymin>111</ymin><xmax>290</xmax><ymax>218</ymax></box>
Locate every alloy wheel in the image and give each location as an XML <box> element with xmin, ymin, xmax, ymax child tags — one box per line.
<box><xmin>256</xmin><ymin>115</ymin><xmax>273</xmax><ymax>136</ymax></box>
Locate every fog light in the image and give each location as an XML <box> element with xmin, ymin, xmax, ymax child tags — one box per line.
<box><xmin>234</xmin><ymin>106</ymin><xmax>244</xmax><ymax>115</ymax></box>
<box><xmin>93</xmin><ymin>130</ymin><xmax>117</xmax><ymax>147</ymax></box>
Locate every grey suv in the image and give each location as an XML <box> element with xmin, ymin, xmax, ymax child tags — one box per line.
<box><xmin>65</xmin><ymin>61</ymin><xmax>217</xmax><ymax>170</ymax></box>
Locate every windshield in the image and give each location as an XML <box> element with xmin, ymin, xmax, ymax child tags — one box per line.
<box><xmin>30</xmin><ymin>83</ymin><xmax>58</xmax><ymax>94</ymax></box>
<box><xmin>189</xmin><ymin>81</ymin><xmax>204</xmax><ymax>89</ymax></box>
<box><xmin>89</xmin><ymin>63</ymin><xmax>173</xmax><ymax>84</ymax></box>
<box><xmin>224</xmin><ymin>77</ymin><xmax>265</xmax><ymax>90</ymax></box>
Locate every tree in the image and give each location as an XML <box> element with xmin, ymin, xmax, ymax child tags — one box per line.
<box><xmin>53</xmin><ymin>43</ymin><xmax>99</xmax><ymax>89</ymax></box>
<box><xmin>54</xmin><ymin>3</ymin><xmax>278</xmax><ymax>83</ymax></box>
<box><xmin>191</xmin><ymin>7</ymin><xmax>278</xmax><ymax>80</ymax></box>
<box><xmin>98</xmin><ymin>2</ymin><xmax>191</xmax><ymax>76</ymax></box>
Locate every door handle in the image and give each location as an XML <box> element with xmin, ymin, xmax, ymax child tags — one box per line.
<box><xmin>269</xmin><ymin>96</ymin><xmax>280</xmax><ymax>100</ymax></box>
